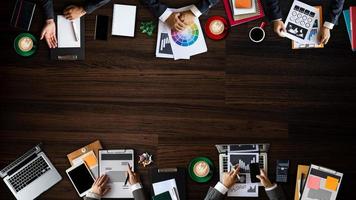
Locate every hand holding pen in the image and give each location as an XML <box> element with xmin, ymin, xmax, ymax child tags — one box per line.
<box><xmin>125</xmin><ymin>164</ymin><xmax>141</xmax><ymax>186</ymax></box>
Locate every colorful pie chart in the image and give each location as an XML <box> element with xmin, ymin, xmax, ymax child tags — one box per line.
<box><xmin>171</xmin><ymin>23</ymin><xmax>199</xmax><ymax>47</ymax></box>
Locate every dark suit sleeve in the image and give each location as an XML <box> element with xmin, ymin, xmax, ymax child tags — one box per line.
<box><xmin>265</xmin><ymin>0</ymin><xmax>283</xmax><ymax>21</ymax></box>
<box><xmin>139</xmin><ymin>0</ymin><xmax>168</xmax><ymax>18</ymax></box>
<box><xmin>133</xmin><ymin>188</ymin><xmax>147</xmax><ymax>200</ymax></box>
<box><xmin>39</xmin><ymin>0</ymin><xmax>54</xmax><ymax>19</ymax></box>
<box><xmin>84</xmin><ymin>0</ymin><xmax>111</xmax><ymax>14</ymax></box>
<box><xmin>325</xmin><ymin>0</ymin><xmax>345</xmax><ymax>24</ymax></box>
<box><xmin>265</xmin><ymin>186</ymin><xmax>287</xmax><ymax>200</ymax></box>
<box><xmin>204</xmin><ymin>187</ymin><xmax>225</xmax><ymax>200</ymax></box>
<box><xmin>195</xmin><ymin>0</ymin><xmax>219</xmax><ymax>14</ymax></box>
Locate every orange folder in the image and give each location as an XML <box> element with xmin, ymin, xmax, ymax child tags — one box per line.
<box><xmin>235</xmin><ymin>0</ymin><xmax>252</xmax><ymax>8</ymax></box>
<box><xmin>67</xmin><ymin>140</ymin><xmax>102</xmax><ymax>165</ymax></box>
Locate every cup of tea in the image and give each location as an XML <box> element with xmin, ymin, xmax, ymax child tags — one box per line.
<box><xmin>249</xmin><ymin>22</ymin><xmax>267</xmax><ymax>43</ymax></box>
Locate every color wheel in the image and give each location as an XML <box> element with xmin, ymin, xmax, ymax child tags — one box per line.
<box><xmin>171</xmin><ymin>23</ymin><xmax>199</xmax><ymax>47</ymax></box>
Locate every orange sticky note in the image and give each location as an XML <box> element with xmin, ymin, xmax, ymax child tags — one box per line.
<box><xmin>235</xmin><ymin>0</ymin><xmax>252</xmax><ymax>8</ymax></box>
<box><xmin>83</xmin><ymin>153</ymin><xmax>97</xmax><ymax>168</ymax></box>
<box><xmin>325</xmin><ymin>176</ymin><xmax>339</xmax><ymax>191</ymax></box>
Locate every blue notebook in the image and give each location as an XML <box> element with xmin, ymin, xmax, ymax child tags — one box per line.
<box><xmin>343</xmin><ymin>10</ymin><xmax>351</xmax><ymax>42</ymax></box>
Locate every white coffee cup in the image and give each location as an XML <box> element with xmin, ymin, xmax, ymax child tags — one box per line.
<box><xmin>249</xmin><ymin>22</ymin><xmax>267</xmax><ymax>43</ymax></box>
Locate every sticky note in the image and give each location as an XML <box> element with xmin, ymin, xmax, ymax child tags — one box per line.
<box><xmin>307</xmin><ymin>176</ymin><xmax>321</xmax><ymax>190</ymax></box>
<box><xmin>83</xmin><ymin>153</ymin><xmax>97</xmax><ymax>168</ymax></box>
<box><xmin>325</xmin><ymin>176</ymin><xmax>339</xmax><ymax>191</ymax></box>
<box><xmin>235</xmin><ymin>0</ymin><xmax>252</xmax><ymax>8</ymax></box>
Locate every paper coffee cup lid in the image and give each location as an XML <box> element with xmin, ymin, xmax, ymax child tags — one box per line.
<box><xmin>14</xmin><ymin>33</ymin><xmax>37</xmax><ymax>57</ymax></box>
<box><xmin>188</xmin><ymin>157</ymin><xmax>214</xmax><ymax>183</ymax></box>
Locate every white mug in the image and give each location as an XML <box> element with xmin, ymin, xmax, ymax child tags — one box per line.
<box><xmin>249</xmin><ymin>22</ymin><xmax>267</xmax><ymax>43</ymax></box>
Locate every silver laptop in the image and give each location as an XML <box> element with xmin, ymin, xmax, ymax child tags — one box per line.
<box><xmin>0</xmin><ymin>144</ymin><xmax>62</xmax><ymax>200</ymax></box>
<box><xmin>216</xmin><ymin>144</ymin><xmax>269</xmax><ymax>184</ymax></box>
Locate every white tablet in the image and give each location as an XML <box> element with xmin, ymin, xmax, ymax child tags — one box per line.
<box><xmin>66</xmin><ymin>161</ymin><xmax>95</xmax><ymax>197</ymax></box>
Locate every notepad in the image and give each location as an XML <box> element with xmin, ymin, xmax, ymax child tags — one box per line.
<box><xmin>112</xmin><ymin>4</ymin><xmax>136</xmax><ymax>37</ymax></box>
<box><xmin>57</xmin><ymin>15</ymin><xmax>81</xmax><ymax>48</ymax></box>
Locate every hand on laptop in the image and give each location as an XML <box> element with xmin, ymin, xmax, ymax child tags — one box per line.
<box><xmin>222</xmin><ymin>166</ymin><xmax>240</xmax><ymax>189</ymax></box>
<box><xmin>41</xmin><ymin>19</ymin><xmax>57</xmax><ymax>48</ymax></box>
<box><xmin>256</xmin><ymin>169</ymin><xmax>275</xmax><ymax>189</ymax></box>
<box><xmin>63</xmin><ymin>5</ymin><xmax>86</xmax><ymax>20</ymax></box>
<box><xmin>318</xmin><ymin>26</ymin><xmax>331</xmax><ymax>45</ymax></box>
<box><xmin>273</xmin><ymin>20</ymin><xmax>286</xmax><ymax>37</ymax></box>
<box><xmin>166</xmin><ymin>13</ymin><xmax>187</xmax><ymax>32</ymax></box>
<box><xmin>127</xmin><ymin>164</ymin><xmax>141</xmax><ymax>185</ymax></box>
<box><xmin>90</xmin><ymin>175</ymin><xmax>110</xmax><ymax>197</ymax></box>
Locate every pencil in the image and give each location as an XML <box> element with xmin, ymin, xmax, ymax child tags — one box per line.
<box><xmin>124</xmin><ymin>174</ymin><xmax>129</xmax><ymax>186</ymax></box>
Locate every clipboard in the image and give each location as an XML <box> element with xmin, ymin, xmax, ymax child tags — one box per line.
<box><xmin>67</xmin><ymin>140</ymin><xmax>102</xmax><ymax>165</ymax></box>
<box><xmin>50</xmin><ymin>14</ymin><xmax>85</xmax><ymax>60</ymax></box>
<box><xmin>294</xmin><ymin>165</ymin><xmax>309</xmax><ymax>200</ymax></box>
<box><xmin>150</xmin><ymin>167</ymin><xmax>186</xmax><ymax>200</ymax></box>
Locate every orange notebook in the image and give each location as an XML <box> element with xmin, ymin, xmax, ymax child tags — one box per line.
<box><xmin>235</xmin><ymin>0</ymin><xmax>252</xmax><ymax>8</ymax></box>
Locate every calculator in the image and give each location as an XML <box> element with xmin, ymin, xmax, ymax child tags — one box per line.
<box><xmin>276</xmin><ymin>160</ymin><xmax>289</xmax><ymax>183</ymax></box>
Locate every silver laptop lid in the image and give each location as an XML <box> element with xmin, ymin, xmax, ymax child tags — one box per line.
<box><xmin>0</xmin><ymin>144</ymin><xmax>42</xmax><ymax>179</ymax></box>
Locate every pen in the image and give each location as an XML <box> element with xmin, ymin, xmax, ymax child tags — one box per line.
<box><xmin>124</xmin><ymin>174</ymin><xmax>129</xmax><ymax>186</ymax></box>
<box><xmin>71</xmin><ymin>21</ymin><xmax>79</xmax><ymax>41</ymax></box>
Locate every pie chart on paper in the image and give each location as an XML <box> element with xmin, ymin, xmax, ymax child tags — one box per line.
<box><xmin>171</xmin><ymin>23</ymin><xmax>199</xmax><ymax>47</ymax></box>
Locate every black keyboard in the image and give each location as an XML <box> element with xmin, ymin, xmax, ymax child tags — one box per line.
<box><xmin>9</xmin><ymin>156</ymin><xmax>50</xmax><ymax>192</ymax></box>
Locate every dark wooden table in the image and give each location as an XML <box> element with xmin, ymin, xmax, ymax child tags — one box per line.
<box><xmin>1</xmin><ymin>0</ymin><xmax>356</xmax><ymax>199</ymax></box>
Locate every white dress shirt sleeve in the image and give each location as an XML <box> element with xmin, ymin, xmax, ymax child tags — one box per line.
<box><xmin>214</xmin><ymin>182</ymin><xmax>229</xmax><ymax>195</ymax></box>
<box><xmin>264</xmin><ymin>183</ymin><xmax>278</xmax><ymax>191</ymax></box>
<box><xmin>190</xmin><ymin>5</ymin><xmax>202</xmax><ymax>17</ymax></box>
<box><xmin>130</xmin><ymin>183</ymin><xmax>143</xmax><ymax>192</ymax></box>
<box><xmin>86</xmin><ymin>191</ymin><xmax>102</xmax><ymax>199</ymax></box>
<box><xmin>159</xmin><ymin>8</ymin><xmax>173</xmax><ymax>22</ymax></box>
<box><xmin>323</xmin><ymin>21</ymin><xmax>335</xmax><ymax>30</ymax></box>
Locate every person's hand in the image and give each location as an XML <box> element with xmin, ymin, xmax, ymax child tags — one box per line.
<box><xmin>318</xmin><ymin>26</ymin><xmax>331</xmax><ymax>45</ymax></box>
<box><xmin>273</xmin><ymin>20</ymin><xmax>286</xmax><ymax>37</ymax></box>
<box><xmin>166</xmin><ymin>12</ymin><xmax>186</xmax><ymax>32</ymax></box>
<box><xmin>256</xmin><ymin>169</ymin><xmax>274</xmax><ymax>188</ymax></box>
<box><xmin>127</xmin><ymin>164</ymin><xmax>141</xmax><ymax>185</ymax></box>
<box><xmin>179</xmin><ymin>11</ymin><xmax>195</xmax><ymax>26</ymax></box>
<box><xmin>222</xmin><ymin>166</ymin><xmax>240</xmax><ymax>189</ymax></box>
<box><xmin>63</xmin><ymin>5</ymin><xmax>86</xmax><ymax>20</ymax></box>
<box><xmin>90</xmin><ymin>175</ymin><xmax>110</xmax><ymax>197</ymax></box>
<box><xmin>40</xmin><ymin>19</ymin><xmax>57</xmax><ymax>48</ymax></box>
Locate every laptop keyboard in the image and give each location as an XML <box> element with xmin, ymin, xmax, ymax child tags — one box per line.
<box><xmin>8</xmin><ymin>156</ymin><xmax>50</xmax><ymax>192</ymax></box>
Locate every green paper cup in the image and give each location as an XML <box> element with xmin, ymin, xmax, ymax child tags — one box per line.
<box><xmin>14</xmin><ymin>33</ymin><xmax>37</xmax><ymax>57</ymax></box>
<box><xmin>188</xmin><ymin>157</ymin><xmax>214</xmax><ymax>183</ymax></box>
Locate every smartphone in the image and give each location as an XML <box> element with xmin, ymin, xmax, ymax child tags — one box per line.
<box><xmin>250</xmin><ymin>163</ymin><xmax>260</xmax><ymax>183</ymax></box>
<box><xmin>95</xmin><ymin>15</ymin><xmax>109</xmax><ymax>40</ymax></box>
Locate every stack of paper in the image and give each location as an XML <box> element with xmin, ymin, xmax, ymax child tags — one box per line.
<box><xmin>223</xmin><ymin>0</ymin><xmax>264</xmax><ymax>26</ymax></box>
<box><xmin>155</xmin><ymin>6</ymin><xmax>207</xmax><ymax>60</ymax></box>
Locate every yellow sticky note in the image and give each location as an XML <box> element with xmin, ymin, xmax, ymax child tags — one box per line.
<box><xmin>325</xmin><ymin>176</ymin><xmax>339</xmax><ymax>191</ymax></box>
<box><xmin>83</xmin><ymin>153</ymin><xmax>97</xmax><ymax>168</ymax></box>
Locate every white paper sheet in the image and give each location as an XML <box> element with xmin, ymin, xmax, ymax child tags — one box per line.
<box><xmin>284</xmin><ymin>0</ymin><xmax>318</xmax><ymax>44</ymax></box>
<box><xmin>167</xmin><ymin>6</ymin><xmax>207</xmax><ymax>60</ymax></box>
<box><xmin>152</xmin><ymin>179</ymin><xmax>178</xmax><ymax>197</ymax></box>
<box><xmin>112</xmin><ymin>4</ymin><xmax>136</xmax><ymax>37</ymax></box>
<box><xmin>57</xmin><ymin>15</ymin><xmax>80</xmax><ymax>48</ymax></box>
